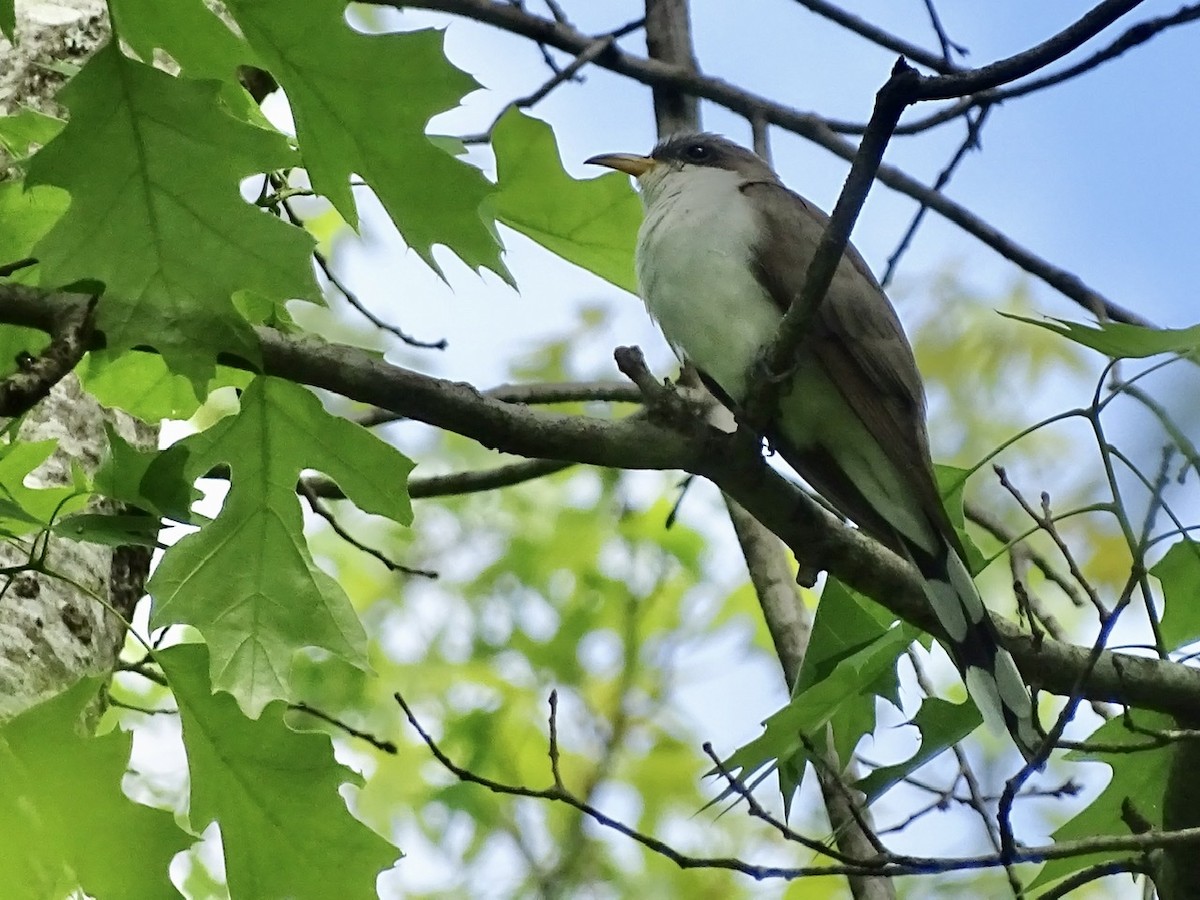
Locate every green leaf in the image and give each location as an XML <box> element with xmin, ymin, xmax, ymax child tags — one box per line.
<box><xmin>720</xmin><ymin>622</ymin><xmax>916</xmax><ymax>784</ymax></box>
<box><xmin>488</xmin><ymin>110</ymin><xmax>641</xmax><ymax>293</ymax></box>
<box><xmin>109</xmin><ymin>0</ymin><xmax>252</xmax><ymax>80</ymax></box>
<box><xmin>224</xmin><ymin>0</ymin><xmax>504</xmax><ymax>278</ymax></box>
<box><xmin>1002</xmin><ymin>313</ymin><xmax>1200</xmax><ymax>359</ymax></box>
<box><xmin>775</xmin><ymin>580</ymin><xmax>902</xmax><ymax>808</ymax></box>
<box><xmin>78</xmin><ymin>349</ymin><xmax>253</xmax><ymax>422</ymax></box>
<box><xmin>27</xmin><ymin>43</ymin><xmax>319</xmax><ymax>388</ymax></box>
<box><xmin>95</xmin><ymin>423</ymin><xmax>200</xmax><ymax>522</ymax></box>
<box><xmin>934</xmin><ymin>464</ymin><xmax>988</xmax><ymax>575</ymax></box>
<box><xmin>0</xmin><ymin>108</ymin><xmax>64</xmax><ymax>158</ymax></box>
<box><xmin>855</xmin><ymin>697</ymin><xmax>982</xmax><ymax>802</ymax></box>
<box><xmin>0</xmin><ymin>0</ymin><xmax>13</xmax><ymax>41</ymax></box>
<box><xmin>0</xmin><ymin>679</ymin><xmax>190</xmax><ymax>899</ymax></box>
<box><xmin>0</xmin><ymin>325</ymin><xmax>50</xmax><ymax>380</ymax></box>
<box><xmin>795</xmin><ymin>579</ymin><xmax>897</xmax><ymax>694</ymax></box>
<box><xmin>0</xmin><ymin>439</ymin><xmax>80</xmax><ymax>533</ymax></box>
<box><xmin>148</xmin><ymin>376</ymin><xmax>414</xmax><ymax>715</ymax></box>
<box><xmin>160</xmin><ymin>645</ymin><xmax>398</xmax><ymax>899</ymax></box>
<box><xmin>1153</xmin><ymin>540</ymin><xmax>1200</xmax><ymax>651</ymax></box>
<box><xmin>1028</xmin><ymin>712</ymin><xmax>1173</xmax><ymax>893</ymax></box>
<box><xmin>51</xmin><ymin>511</ymin><xmax>163</xmax><ymax>548</ymax></box>
<box><xmin>0</xmin><ymin>181</ymin><xmax>69</xmax><ymax>281</ymax></box>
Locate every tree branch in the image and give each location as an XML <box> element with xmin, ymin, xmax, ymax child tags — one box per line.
<box><xmin>0</xmin><ymin>295</ymin><xmax>95</xmax><ymax>417</ymax></box>
<box><xmin>395</xmin><ymin>688</ymin><xmax>1200</xmax><ymax>879</ymax></box>
<box><xmin>6</xmin><ymin>285</ymin><xmax>1200</xmax><ymax>722</ymax></box>
<box><xmin>790</xmin><ymin>0</ymin><xmax>961</xmax><ymax>74</ymax></box>
<box><xmin>385</xmin><ymin>0</ymin><xmax>1150</xmax><ymax>327</ymax></box>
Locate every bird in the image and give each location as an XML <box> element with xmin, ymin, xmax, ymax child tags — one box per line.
<box><xmin>587</xmin><ymin>133</ymin><xmax>1039</xmax><ymax>761</ymax></box>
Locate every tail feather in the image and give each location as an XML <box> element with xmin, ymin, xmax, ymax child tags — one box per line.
<box><xmin>912</xmin><ymin>540</ymin><xmax>1041</xmax><ymax>763</ymax></box>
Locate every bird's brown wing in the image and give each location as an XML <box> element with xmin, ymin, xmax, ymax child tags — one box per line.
<box><xmin>741</xmin><ymin>180</ymin><xmax>958</xmax><ymax>552</ymax></box>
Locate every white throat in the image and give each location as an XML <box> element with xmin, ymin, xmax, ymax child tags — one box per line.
<box><xmin>634</xmin><ymin>164</ymin><xmax>782</xmax><ymax>401</ymax></box>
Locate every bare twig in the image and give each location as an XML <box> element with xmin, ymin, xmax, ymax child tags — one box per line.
<box><xmin>881</xmin><ymin>105</ymin><xmax>990</xmax><ymax>287</ymax></box>
<box><xmin>995</xmin><ymin>467</ymin><xmax>1106</xmax><ymax>617</ymax></box>
<box><xmin>394</xmin><ymin>689</ymin><xmax>1200</xmax><ymax>878</ymax></box>
<box><xmin>291</xmin><ymin>701</ymin><xmax>398</xmax><ymax>753</ymax></box>
<box><xmin>1037</xmin><ymin>857</ymin><xmax>1150</xmax><ymax>900</ymax></box>
<box><xmin>547</xmin><ymin>689</ymin><xmax>564</xmax><ymax>789</ymax></box>
<box><xmin>460</xmin><ymin>31</ymin><xmax>622</xmax><ymax>144</ymax></box>
<box><xmin>920</xmin><ymin>0</ymin><xmax>968</xmax><ymax>63</ymax></box>
<box><xmin>312</xmin><ymin>246</ymin><xmax>448</xmax><ymax>350</ymax></box>
<box><xmin>910</xmin><ymin>0</ymin><xmax>1146</xmax><ymax>102</ymax></box>
<box><xmin>300</xmin><ymin>480</ymin><xmax>438</xmax><ymax>578</ymax></box>
<box><xmin>355</xmin><ymin>379</ymin><xmax>643</xmax><ymax>427</ymax></box>
<box><xmin>791</xmin><ymin>0</ymin><xmax>961</xmax><ymax>73</ymax></box>
<box><xmin>273</xmin><ymin>184</ymin><xmax>448</xmax><ymax>349</ymax></box>
<box><xmin>965</xmin><ymin>501</ymin><xmax>1087</xmax><ymax>610</ymax></box>
<box><xmin>387</xmin><ymin>0</ymin><xmax>1151</xmax><ymax>327</ymax></box>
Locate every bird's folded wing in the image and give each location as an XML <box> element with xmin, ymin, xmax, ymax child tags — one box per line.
<box><xmin>742</xmin><ymin>180</ymin><xmax>957</xmax><ymax>552</ymax></box>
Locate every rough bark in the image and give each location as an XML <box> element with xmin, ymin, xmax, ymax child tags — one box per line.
<box><xmin>0</xmin><ymin>0</ymin><xmax>155</xmax><ymax>721</ymax></box>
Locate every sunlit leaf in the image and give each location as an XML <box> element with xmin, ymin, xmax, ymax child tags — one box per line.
<box><xmin>0</xmin><ymin>679</ymin><xmax>189</xmax><ymax>899</ymax></box>
<box><xmin>148</xmin><ymin>376</ymin><xmax>413</xmax><ymax>715</ymax></box>
<box><xmin>224</xmin><ymin>0</ymin><xmax>504</xmax><ymax>278</ymax></box>
<box><xmin>488</xmin><ymin>110</ymin><xmax>641</xmax><ymax>293</ymax></box>
<box><xmin>109</xmin><ymin>0</ymin><xmax>252</xmax><ymax>79</ymax></box>
<box><xmin>1003</xmin><ymin>314</ymin><xmax>1200</xmax><ymax>359</ymax></box>
<box><xmin>162</xmin><ymin>645</ymin><xmax>398</xmax><ymax>898</ymax></box>
<box><xmin>27</xmin><ymin>43</ymin><xmax>318</xmax><ymax>387</ymax></box>
<box><xmin>1153</xmin><ymin>540</ymin><xmax>1200</xmax><ymax>651</ymax></box>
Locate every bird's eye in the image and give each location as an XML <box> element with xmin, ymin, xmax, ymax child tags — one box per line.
<box><xmin>683</xmin><ymin>143</ymin><xmax>710</xmax><ymax>162</ymax></box>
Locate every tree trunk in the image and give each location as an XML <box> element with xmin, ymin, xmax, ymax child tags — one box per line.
<box><xmin>0</xmin><ymin>0</ymin><xmax>155</xmax><ymax>721</ymax></box>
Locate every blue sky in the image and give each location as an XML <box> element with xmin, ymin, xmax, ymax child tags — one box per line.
<box><xmin>321</xmin><ymin>3</ymin><xmax>1200</xmax><ymax>891</ymax></box>
<box><xmin>342</xmin><ymin>0</ymin><xmax>1200</xmax><ymax>393</ymax></box>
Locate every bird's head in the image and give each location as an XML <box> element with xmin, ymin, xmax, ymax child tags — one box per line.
<box><xmin>586</xmin><ymin>133</ymin><xmax>777</xmax><ymax>205</ymax></box>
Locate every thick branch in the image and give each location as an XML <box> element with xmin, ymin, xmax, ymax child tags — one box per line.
<box><xmin>911</xmin><ymin>0</ymin><xmax>1145</xmax><ymax>101</ymax></box>
<box><xmin>5</xmin><ymin>285</ymin><xmax>1200</xmax><ymax>720</ymax></box>
<box><xmin>0</xmin><ymin>295</ymin><xmax>95</xmax><ymax>417</ymax></box>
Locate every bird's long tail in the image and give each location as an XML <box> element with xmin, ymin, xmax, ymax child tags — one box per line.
<box><xmin>912</xmin><ymin>540</ymin><xmax>1041</xmax><ymax>762</ymax></box>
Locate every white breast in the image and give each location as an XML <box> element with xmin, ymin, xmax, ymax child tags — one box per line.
<box><xmin>635</xmin><ymin>166</ymin><xmax>782</xmax><ymax>402</ymax></box>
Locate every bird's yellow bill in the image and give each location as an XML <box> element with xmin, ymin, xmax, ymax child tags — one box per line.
<box><xmin>585</xmin><ymin>153</ymin><xmax>656</xmax><ymax>177</ymax></box>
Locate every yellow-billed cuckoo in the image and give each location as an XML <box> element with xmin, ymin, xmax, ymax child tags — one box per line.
<box><xmin>588</xmin><ymin>133</ymin><xmax>1038</xmax><ymax>760</ymax></box>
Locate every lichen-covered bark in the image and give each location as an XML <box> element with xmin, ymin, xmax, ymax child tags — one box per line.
<box><xmin>0</xmin><ymin>1</ymin><xmax>157</xmax><ymax>720</ymax></box>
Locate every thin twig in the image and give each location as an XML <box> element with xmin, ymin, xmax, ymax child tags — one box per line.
<box><xmin>355</xmin><ymin>379</ymin><xmax>643</xmax><ymax>427</ymax></box>
<box><xmin>461</xmin><ymin>30</ymin><xmax>622</xmax><ymax>144</ymax></box>
<box><xmin>965</xmin><ymin>501</ymin><xmax>1087</xmax><ymax>610</ymax></box>
<box><xmin>394</xmin><ymin>689</ymin><xmax>1200</xmax><ymax>878</ymax></box>
<box><xmin>920</xmin><ymin>0</ymin><xmax>968</xmax><ymax>63</ymax></box>
<box><xmin>702</xmin><ymin>742</ymin><xmax>863</xmax><ymax>863</ymax></box>
<box><xmin>1037</xmin><ymin>857</ymin><xmax>1150</xmax><ymax>900</ymax></box>
<box><xmin>881</xmin><ymin>105</ymin><xmax>990</xmax><ymax>286</ymax></box>
<box><xmin>393</xmin><ymin>0</ymin><xmax>1151</xmax><ymax>327</ymax></box>
<box><xmin>791</xmin><ymin>0</ymin><xmax>961</xmax><ymax>73</ymax></box>
<box><xmin>547</xmin><ymin>689</ymin><xmax>564</xmax><ymax>789</ymax></box>
<box><xmin>291</xmin><ymin>701</ymin><xmax>398</xmax><ymax>753</ymax></box>
<box><xmin>274</xmin><ymin>185</ymin><xmax>448</xmax><ymax>349</ymax></box>
<box><xmin>995</xmin><ymin>467</ymin><xmax>1106</xmax><ymax>617</ymax></box>
<box><xmin>300</xmin><ymin>481</ymin><xmax>438</xmax><ymax>578</ymax></box>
